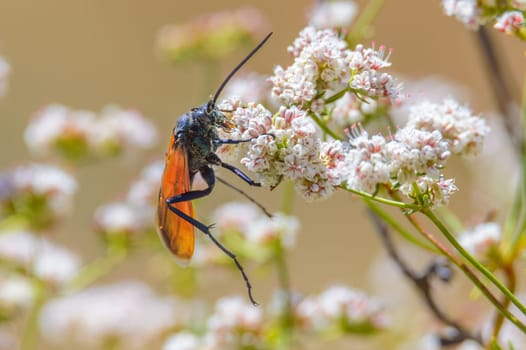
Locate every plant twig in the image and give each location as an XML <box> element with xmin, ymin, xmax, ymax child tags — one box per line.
<box><xmin>368</xmin><ymin>210</ymin><xmax>482</xmax><ymax>346</ymax></box>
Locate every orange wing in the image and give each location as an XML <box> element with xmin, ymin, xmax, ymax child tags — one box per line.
<box><xmin>157</xmin><ymin>132</ymin><xmax>195</xmax><ymax>265</ymax></box>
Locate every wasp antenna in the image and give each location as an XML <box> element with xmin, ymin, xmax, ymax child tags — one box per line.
<box><xmin>211</xmin><ymin>32</ymin><xmax>273</xmax><ymax>105</ymax></box>
<box><xmin>217</xmin><ymin>176</ymin><xmax>272</xmax><ymax>218</ymax></box>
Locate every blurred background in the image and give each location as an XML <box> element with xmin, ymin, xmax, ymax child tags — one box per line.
<box><xmin>0</xmin><ymin>0</ymin><xmax>524</xmax><ymax>349</ymax></box>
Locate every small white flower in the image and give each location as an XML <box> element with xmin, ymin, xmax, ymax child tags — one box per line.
<box><xmin>308</xmin><ymin>1</ymin><xmax>358</xmax><ymax>29</ymax></box>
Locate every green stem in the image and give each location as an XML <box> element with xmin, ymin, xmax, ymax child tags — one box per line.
<box><xmin>347</xmin><ymin>0</ymin><xmax>385</xmax><ymax>45</ymax></box>
<box><xmin>324</xmin><ymin>88</ymin><xmax>348</xmax><ymax>104</ymax></box>
<box><xmin>64</xmin><ymin>247</ymin><xmax>127</xmax><ymax>294</ymax></box>
<box><xmin>21</xmin><ymin>279</ymin><xmax>46</xmax><ymax>350</ymax></box>
<box><xmin>405</xmin><ymin>212</ymin><xmax>526</xmax><ymax>334</ymax></box>
<box><xmin>275</xmin><ymin>181</ymin><xmax>295</xmax><ymax>349</ymax></box>
<box><xmin>309</xmin><ymin>112</ymin><xmax>342</xmax><ymax>140</ymax></box>
<box><xmin>341</xmin><ymin>185</ymin><xmax>419</xmax><ymax>211</ymax></box>
<box><xmin>423</xmin><ymin>209</ymin><xmax>526</xmax><ymax>329</ymax></box>
<box><xmin>364</xmin><ymin>199</ymin><xmax>438</xmax><ymax>253</ymax></box>
<box><xmin>491</xmin><ymin>264</ymin><xmax>517</xmax><ymax>341</ymax></box>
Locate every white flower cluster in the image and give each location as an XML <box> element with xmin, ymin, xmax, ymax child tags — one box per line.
<box><xmin>348</xmin><ymin>43</ymin><xmax>399</xmax><ymax>99</ymax></box>
<box><xmin>270</xmin><ymin>27</ymin><xmax>399</xmax><ymax>112</ymax></box>
<box><xmin>406</xmin><ymin>99</ymin><xmax>490</xmax><ymax>158</ymax></box>
<box><xmin>338</xmin><ymin>99</ymin><xmax>486</xmax><ymax>206</ymax></box>
<box><xmin>229</xmin><ymin>102</ymin><xmax>345</xmax><ymax>200</ymax></box>
<box><xmin>442</xmin><ymin>0</ymin><xmax>526</xmax><ymax>36</ymax></box>
<box><xmin>227</xmin><ymin>96</ymin><xmax>486</xmax><ymax>206</ymax></box>
<box><xmin>308</xmin><ymin>0</ymin><xmax>358</xmax><ymax>29</ymax></box>
<box><xmin>442</xmin><ymin>0</ymin><xmax>481</xmax><ymax>29</ymax></box>
<box><xmin>25</xmin><ymin>104</ymin><xmax>158</xmax><ymax>160</ymax></box>
<box><xmin>296</xmin><ymin>285</ymin><xmax>387</xmax><ymax>333</ymax></box>
<box><xmin>0</xmin><ymin>230</ymin><xmax>80</xmax><ymax>286</ymax></box>
<box><xmin>0</xmin><ymin>163</ymin><xmax>77</xmax><ymax>220</ymax></box>
<box><xmin>40</xmin><ymin>281</ymin><xmax>180</xmax><ymax>349</ymax></box>
<box><xmin>494</xmin><ymin>11</ymin><xmax>525</xmax><ymax>35</ymax></box>
<box><xmin>458</xmin><ymin>222</ymin><xmax>501</xmax><ymax>260</ymax></box>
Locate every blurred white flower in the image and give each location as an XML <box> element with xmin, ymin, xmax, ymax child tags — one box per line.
<box><xmin>211</xmin><ymin>202</ymin><xmax>261</xmax><ymax>233</ymax></box>
<box><xmin>25</xmin><ymin>104</ymin><xmax>96</xmax><ymax>158</ymax></box>
<box><xmin>157</xmin><ymin>7</ymin><xmax>269</xmax><ymax>62</ymax></box>
<box><xmin>40</xmin><ymin>281</ymin><xmax>181</xmax><ymax>349</ymax></box>
<box><xmin>222</xmin><ymin>72</ymin><xmax>271</xmax><ymax>105</ymax></box>
<box><xmin>126</xmin><ymin>159</ymin><xmax>164</xmax><ymax>208</ymax></box>
<box><xmin>0</xmin><ymin>56</ymin><xmax>10</xmax><ymax>98</ymax></box>
<box><xmin>494</xmin><ymin>11</ymin><xmax>524</xmax><ymax>35</ymax></box>
<box><xmin>163</xmin><ymin>332</ymin><xmax>201</xmax><ymax>350</ymax></box>
<box><xmin>25</xmin><ymin>104</ymin><xmax>157</xmax><ymax>160</ymax></box>
<box><xmin>244</xmin><ymin>212</ymin><xmax>300</xmax><ymax>248</ymax></box>
<box><xmin>0</xmin><ymin>276</ymin><xmax>34</xmax><ymax>311</ymax></box>
<box><xmin>458</xmin><ymin>222</ymin><xmax>501</xmax><ymax>260</ymax></box>
<box><xmin>9</xmin><ymin>163</ymin><xmax>77</xmax><ymax>215</ymax></box>
<box><xmin>203</xmin><ymin>295</ymin><xmax>264</xmax><ymax>349</ymax></box>
<box><xmin>92</xmin><ymin>105</ymin><xmax>158</xmax><ymax>153</ymax></box>
<box><xmin>513</xmin><ymin>0</ymin><xmax>526</xmax><ymax>10</ymax></box>
<box><xmin>94</xmin><ymin>202</ymin><xmax>148</xmax><ymax>236</ymax></box>
<box><xmin>0</xmin><ymin>231</ymin><xmax>80</xmax><ymax>286</ymax></box>
<box><xmin>442</xmin><ymin>0</ymin><xmax>481</xmax><ymax>29</ymax></box>
<box><xmin>308</xmin><ymin>1</ymin><xmax>358</xmax><ymax>29</ymax></box>
<box><xmin>296</xmin><ymin>285</ymin><xmax>387</xmax><ymax>333</ymax></box>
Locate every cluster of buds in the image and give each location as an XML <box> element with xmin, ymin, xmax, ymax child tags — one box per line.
<box><xmin>24</xmin><ymin>104</ymin><xmax>158</xmax><ymax>162</ymax></box>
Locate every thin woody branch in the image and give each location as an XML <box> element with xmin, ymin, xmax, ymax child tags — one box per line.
<box><xmin>368</xmin><ymin>210</ymin><xmax>482</xmax><ymax>346</ymax></box>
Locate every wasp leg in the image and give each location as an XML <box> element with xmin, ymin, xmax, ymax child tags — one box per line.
<box><xmin>220</xmin><ymin>162</ymin><xmax>261</xmax><ymax>187</ymax></box>
<box><xmin>165</xmin><ymin>165</ymin><xmax>258</xmax><ymax>305</ymax></box>
<box><xmin>214</xmin><ymin>138</ymin><xmax>253</xmax><ymax>145</ymax></box>
<box><xmin>216</xmin><ymin>176</ymin><xmax>272</xmax><ymax>218</ymax></box>
<box><xmin>214</xmin><ymin>133</ymin><xmax>275</xmax><ymax>146</ymax></box>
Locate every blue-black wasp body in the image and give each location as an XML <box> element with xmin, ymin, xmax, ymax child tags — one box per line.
<box><xmin>157</xmin><ymin>33</ymin><xmax>273</xmax><ymax>306</ymax></box>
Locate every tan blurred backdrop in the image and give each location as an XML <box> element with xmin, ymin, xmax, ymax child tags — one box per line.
<box><xmin>0</xmin><ymin>0</ymin><xmax>524</xmax><ymax>348</ymax></box>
